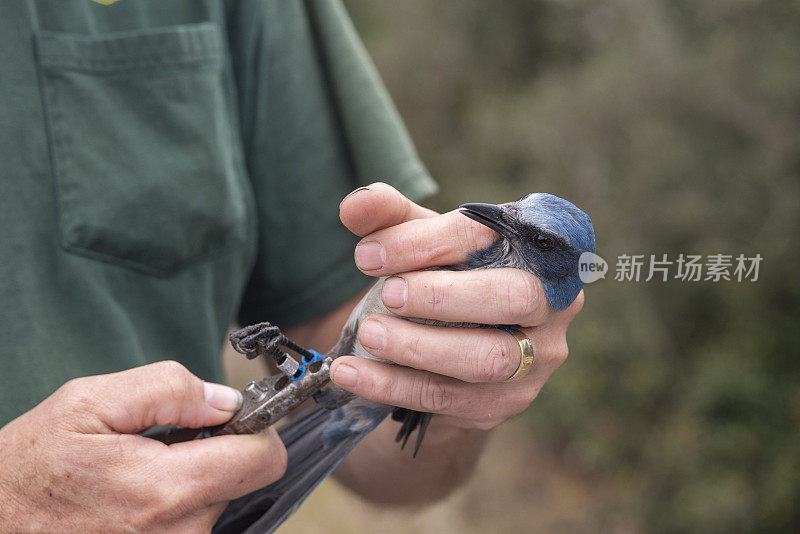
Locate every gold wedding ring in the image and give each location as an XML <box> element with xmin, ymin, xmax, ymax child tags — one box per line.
<box><xmin>506</xmin><ymin>328</ymin><xmax>535</xmax><ymax>381</ymax></box>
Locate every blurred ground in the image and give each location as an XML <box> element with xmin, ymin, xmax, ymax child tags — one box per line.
<box><xmin>280</xmin><ymin>424</ymin><xmax>643</xmax><ymax>534</ymax></box>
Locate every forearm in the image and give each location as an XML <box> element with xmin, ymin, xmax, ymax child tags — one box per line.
<box><xmin>333</xmin><ymin>416</ymin><xmax>490</xmax><ymax>505</ymax></box>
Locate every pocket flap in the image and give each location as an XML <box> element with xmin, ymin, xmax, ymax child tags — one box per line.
<box><xmin>37</xmin><ymin>23</ymin><xmax>222</xmax><ymax>73</ymax></box>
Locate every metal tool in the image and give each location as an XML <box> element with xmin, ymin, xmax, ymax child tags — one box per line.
<box><xmin>141</xmin><ymin>323</ymin><xmax>341</xmax><ymax>444</ymax></box>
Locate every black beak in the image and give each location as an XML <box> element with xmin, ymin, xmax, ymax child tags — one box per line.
<box><xmin>459</xmin><ymin>203</ymin><xmax>519</xmax><ymax>239</ymax></box>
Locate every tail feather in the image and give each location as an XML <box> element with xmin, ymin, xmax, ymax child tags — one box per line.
<box><xmin>392</xmin><ymin>408</ymin><xmax>433</xmax><ymax>457</ymax></box>
<box><xmin>213</xmin><ymin>403</ymin><xmax>387</xmax><ymax>534</ymax></box>
<box><xmin>412</xmin><ymin>413</ymin><xmax>433</xmax><ymax>458</ymax></box>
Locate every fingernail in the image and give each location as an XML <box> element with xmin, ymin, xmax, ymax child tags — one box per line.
<box><xmin>382</xmin><ymin>276</ymin><xmax>407</xmax><ymax>308</ymax></box>
<box><xmin>359</xmin><ymin>319</ymin><xmax>386</xmax><ymax>350</ymax></box>
<box><xmin>203</xmin><ymin>382</ymin><xmax>242</xmax><ymax>412</ymax></box>
<box><xmin>355</xmin><ymin>242</ymin><xmax>385</xmax><ymax>271</ymax></box>
<box><xmin>340</xmin><ymin>186</ymin><xmax>370</xmax><ymax>205</ymax></box>
<box><xmin>333</xmin><ymin>363</ymin><xmax>360</xmax><ymax>388</ymax></box>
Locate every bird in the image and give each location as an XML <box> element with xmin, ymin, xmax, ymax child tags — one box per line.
<box><xmin>213</xmin><ymin>193</ymin><xmax>596</xmax><ymax>534</ymax></box>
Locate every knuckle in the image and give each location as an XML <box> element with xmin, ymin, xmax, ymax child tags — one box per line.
<box><xmin>158</xmin><ymin>489</ymin><xmax>195</xmax><ymax>527</ymax></box>
<box><xmin>417</xmin><ymin>375</ymin><xmax>453</xmax><ymax>413</ymax></box>
<box><xmin>135</xmin><ymin>483</ymin><xmax>184</xmax><ymax>528</ymax></box>
<box><xmin>521</xmin><ymin>386</ymin><xmax>538</xmax><ymax>407</ymax></box>
<box><xmin>402</xmin><ymin>334</ymin><xmax>425</xmax><ymax>369</ymax></box>
<box><xmin>56</xmin><ymin>377</ymin><xmax>84</xmax><ymax>399</ymax></box>
<box><xmin>512</xmin><ymin>387</ymin><xmax>538</xmax><ymax>414</ymax></box>
<box><xmin>271</xmin><ymin>444</ymin><xmax>289</xmax><ymax>479</ymax></box>
<box><xmin>572</xmin><ymin>290</ymin><xmax>585</xmax><ymax>314</ymax></box>
<box><xmin>474</xmin><ymin>337</ymin><xmax>514</xmax><ymax>382</ymax></box>
<box><xmin>394</xmin><ymin>229</ymin><xmax>423</xmax><ymax>267</ymax></box>
<box><xmin>469</xmin><ymin>400</ymin><xmax>503</xmax><ymax>430</ymax></box>
<box><xmin>147</xmin><ymin>361</ymin><xmax>202</xmax><ymax>426</ymax></box>
<box><xmin>241</xmin><ymin>433</ymin><xmax>289</xmax><ymax>488</ymax></box>
<box><xmin>550</xmin><ymin>342</ymin><xmax>569</xmax><ymax>365</ymax></box>
<box><xmin>154</xmin><ymin>359</ymin><xmax>190</xmax><ymax>378</ymax></box>
<box><xmin>470</xmin><ymin>390</ymin><xmax>534</xmax><ymax>430</ymax></box>
<box><xmin>152</xmin><ymin>484</ymin><xmax>180</xmax><ymax>515</ymax></box>
<box><xmin>491</xmin><ymin>275</ymin><xmax>516</xmax><ymax>322</ymax></box>
<box><xmin>53</xmin><ymin>377</ymin><xmax>99</xmax><ymax>416</ymax></box>
<box><xmin>423</xmin><ymin>240</ymin><xmax>451</xmax><ymax>266</ymax></box>
<box><xmin>157</xmin><ymin>360</ymin><xmax>197</xmax><ymax>396</ymax></box>
<box><xmin>473</xmin><ymin>417</ymin><xmax>501</xmax><ymax>431</ymax></box>
<box><xmin>255</xmin><ymin>448</ymin><xmax>288</xmax><ymax>484</ymax></box>
<box><xmin>259</xmin><ymin>432</ymin><xmax>289</xmax><ymax>480</ymax></box>
<box><xmin>408</xmin><ymin>221</ymin><xmax>451</xmax><ymax>267</ymax></box>
<box><xmin>454</xmin><ymin>212</ymin><xmax>487</xmax><ymax>253</ymax></box>
<box><xmin>420</xmin><ymin>277</ymin><xmax>451</xmax><ymax>316</ymax></box>
<box><xmin>492</xmin><ymin>271</ymin><xmax>541</xmax><ymax>323</ymax></box>
<box><xmin>386</xmin><ymin>182</ymin><xmax>410</xmax><ymax>219</ymax></box>
<box><xmin>516</xmin><ymin>274</ymin><xmax>543</xmax><ymax>321</ymax></box>
<box><xmin>372</xmin><ymin>372</ymin><xmax>398</xmax><ymax>404</ymax></box>
<box><xmin>127</xmin><ymin>509</ymin><xmax>155</xmax><ymax>532</ymax></box>
<box><xmin>557</xmin><ymin>290</ymin><xmax>585</xmax><ymax>324</ymax></box>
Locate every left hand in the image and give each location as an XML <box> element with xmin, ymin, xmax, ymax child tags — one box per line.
<box><xmin>330</xmin><ymin>183</ymin><xmax>585</xmax><ymax>431</ymax></box>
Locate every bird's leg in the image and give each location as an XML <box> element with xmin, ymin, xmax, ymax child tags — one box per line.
<box><xmin>213</xmin><ymin>322</ymin><xmax>348</xmax><ymax>435</ymax></box>
<box><xmin>229</xmin><ymin>322</ymin><xmax>282</xmax><ymax>359</ymax></box>
<box><xmin>229</xmin><ymin>322</ymin><xmax>324</xmax><ymax>380</ymax></box>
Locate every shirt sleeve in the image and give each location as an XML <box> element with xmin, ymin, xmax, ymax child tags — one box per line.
<box><xmin>226</xmin><ymin>0</ymin><xmax>438</xmax><ymax>328</ymax></box>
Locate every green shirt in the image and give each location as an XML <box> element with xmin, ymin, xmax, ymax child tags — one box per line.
<box><xmin>0</xmin><ymin>0</ymin><xmax>436</xmax><ymax>426</ymax></box>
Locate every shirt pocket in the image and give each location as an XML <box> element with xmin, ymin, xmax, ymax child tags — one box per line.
<box><xmin>35</xmin><ymin>23</ymin><xmax>249</xmax><ymax>275</ymax></box>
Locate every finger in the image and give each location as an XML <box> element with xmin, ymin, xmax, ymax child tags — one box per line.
<box><xmin>356</xmin><ymin>315</ymin><xmax>522</xmax><ymax>383</ymax></box>
<box><xmin>353</xmin><ymin>209</ymin><xmax>497</xmax><ymax>274</ymax></box>
<box><xmin>55</xmin><ymin>361</ymin><xmax>242</xmax><ymax>435</ymax></box>
<box><xmin>378</xmin><ymin>268</ymin><xmax>553</xmax><ymax>326</ymax></box>
<box><xmin>162</xmin><ymin>427</ymin><xmax>288</xmax><ymax>504</ymax></box>
<box><xmin>519</xmin><ymin>323</ymin><xmax>571</xmax><ymax>383</ymax></box>
<box><xmin>331</xmin><ymin>356</ymin><xmax>467</xmax><ymax>416</ymax></box>
<box><xmin>340</xmin><ymin>182</ymin><xmax>438</xmax><ymax>237</ymax></box>
<box><xmin>330</xmin><ymin>357</ymin><xmax>537</xmax><ymax>430</ymax></box>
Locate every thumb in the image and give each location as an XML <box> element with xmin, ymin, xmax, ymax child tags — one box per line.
<box><xmin>54</xmin><ymin>360</ymin><xmax>242</xmax><ymax>435</ymax></box>
<box><xmin>339</xmin><ymin>182</ymin><xmax>438</xmax><ymax>237</ymax></box>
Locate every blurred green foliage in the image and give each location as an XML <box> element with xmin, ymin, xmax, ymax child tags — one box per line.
<box><xmin>345</xmin><ymin>1</ymin><xmax>800</xmax><ymax>532</ymax></box>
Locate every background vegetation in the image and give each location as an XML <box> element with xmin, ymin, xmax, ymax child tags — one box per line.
<box><xmin>241</xmin><ymin>1</ymin><xmax>800</xmax><ymax>532</ymax></box>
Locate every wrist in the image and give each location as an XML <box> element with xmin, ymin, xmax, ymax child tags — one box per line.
<box><xmin>425</xmin><ymin>416</ymin><xmax>493</xmax><ymax>449</ymax></box>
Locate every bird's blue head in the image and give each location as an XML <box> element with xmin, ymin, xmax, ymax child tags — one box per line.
<box><xmin>459</xmin><ymin>193</ymin><xmax>595</xmax><ymax>311</ymax></box>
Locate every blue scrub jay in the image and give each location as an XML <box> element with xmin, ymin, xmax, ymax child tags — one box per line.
<box><xmin>213</xmin><ymin>193</ymin><xmax>595</xmax><ymax>533</ymax></box>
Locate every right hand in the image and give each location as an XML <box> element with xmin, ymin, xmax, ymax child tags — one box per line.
<box><xmin>0</xmin><ymin>361</ymin><xmax>288</xmax><ymax>532</ymax></box>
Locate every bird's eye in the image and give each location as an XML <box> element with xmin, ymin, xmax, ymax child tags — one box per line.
<box><xmin>534</xmin><ymin>234</ymin><xmax>553</xmax><ymax>250</ymax></box>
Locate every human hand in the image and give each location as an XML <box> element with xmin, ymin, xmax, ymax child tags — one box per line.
<box><xmin>331</xmin><ymin>183</ymin><xmax>584</xmax><ymax>431</ymax></box>
<box><xmin>0</xmin><ymin>361</ymin><xmax>287</xmax><ymax>532</ymax></box>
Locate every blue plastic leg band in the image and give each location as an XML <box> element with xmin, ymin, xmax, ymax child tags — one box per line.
<box><xmin>302</xmin><ymin>349</ymin><xmax>325</xmax><ymax>365</ymax></box>
<box><xmin>290</xmin><ymin>364</ymin><xmax>307</xmax><ymax>382</ymax></box>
